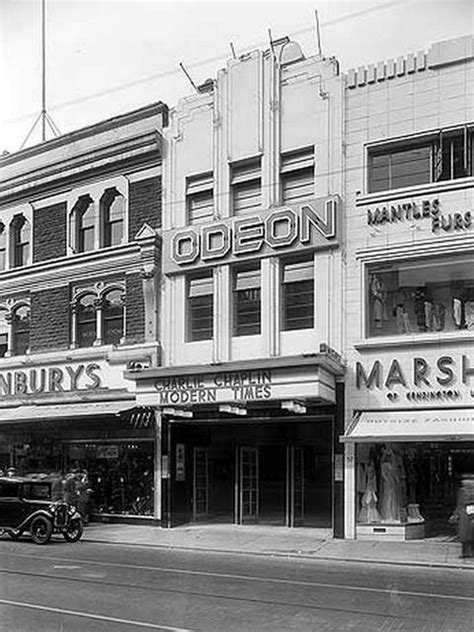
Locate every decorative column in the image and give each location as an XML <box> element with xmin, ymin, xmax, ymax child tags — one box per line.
<box><xmin>93</xmin><ymin>296</ymin><xmax>105</xmax><ymax>346</ymax></box>
<box><xmin>69</xmin><ymin>299</ymin><xmax>78</xmax><ymax>349</ymax></box>
<box><xmin>140</xmin><ymin>265</ymin><xmax>158</xmax><ymax>343</ymax></box>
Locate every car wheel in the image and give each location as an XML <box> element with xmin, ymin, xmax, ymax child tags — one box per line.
<box><xmin>8</xmin><ymin>531</ymin><xmax>21</xmax><ymax>541</ymax></box>
<box><xmin>30</xmin><ymin>516</ymin><xmax>53</xmax><ymax>545</ymax></box>
<box><xmin>63</xmin><ymin>518</ymin><xmax>84</xmax><ymax>543</ymax></box>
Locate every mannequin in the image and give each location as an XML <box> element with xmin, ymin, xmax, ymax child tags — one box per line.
<box><xmin>358</xmin><ymin>460</ymin><xmax>381</xmax><ymax>523</ymax></box>
<box><xmin>380</xmin><ymin>444</ymin><xmax>401</xmax><ymax>523</ymax></box>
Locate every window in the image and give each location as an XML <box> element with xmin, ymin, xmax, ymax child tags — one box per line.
<box><xmin>12</xmin><ymin>304</ymin><xmax>30</xmax><ymax>355</ymax></box>
<box><xmin>0</xmin><ymin>482</ymin><xmax>20</xmax><ymax>498</ymax></box>
<box><xmin>186</xmin><ymin>173</ymin><xmax>214</xmax><ymax>225</ymax></box>
<box><xmin>0</xmin><ymin>309</ymin><xmax>8</xmax><ymax>358</ymax></box>
<box><xmin>75</xmin><ymin>195</ymin><xmax>96</xmax><ymax>253</ymax></box>
<box><xmin>230</xmin><ymin>158</ymin><xmax>261</xmax><ymax>216</ymax></box>
<box><xmin>0</xmin><ymin>222</ymin><xmax>6</xmax><ymax>271</ymax></box>
<box><xmin>101</xmin><ymin>189</ymin><xmax>124</xmax><ymax>247</ymax></box>
<box><xmin>367</xmin><ymin>256</ymin><xmax>474</xmax><ymax>337</ymax></box>
<box><xmin>77</xmin><ymin>294</ymin><xmax>97</xmax><ymax>347</ymax></box>
<box><xmin>281</xmin><ymin>258</ymin><xmax>314</xmax><ymax>331</ymax></box>
<box><xmin>233</xmin><ymin>265</ymin><xmax>261</xmax><ymax>336</ymax></box>
<box><xmin>280</xmin><ymin>147</ymin><xmax>314</xmax><ymax>204</ymax></box>
<box><xmin>102</xmin><ymin>288</ymin><xmax>124</xmax><ymax>345</ymax></box>
<box><xmin>187</xmin><ymin>273</ymin><xmax>213</xmax><ymax>341</ymax></box>
<box><xmin>368</xmin><ymin>128</ymin><xmax>473</xmax><ymax>193</ymax></box>
<box><xmin>11</xmin><ymin>214</ymin><xmax>30</xmax><ymax>268</ymax></box>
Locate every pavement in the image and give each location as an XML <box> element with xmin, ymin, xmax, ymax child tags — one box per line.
<box><xmin>82</xmin><ymin>522</ymin><xmax>474</xmax><ymax>570</ymax></box>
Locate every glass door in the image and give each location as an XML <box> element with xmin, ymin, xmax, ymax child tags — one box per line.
<box><xmin>193</xmin><ymin>448</ymin><xmax>208</xmax><ymax>521</ymax></box>
<box><xmin>287</xmin><ymin>446</ymin><xmax>304</xmax><ymax>527</ymax></box>
<box><xmin>239</xmin><ymin>446</ymin><xmax>259</xmax><ymax>524</ymax></box>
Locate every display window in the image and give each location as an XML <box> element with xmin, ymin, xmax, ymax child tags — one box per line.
<box><xmin>367</xmin><ymin>256</ymin><xmax>474</xmax><ymax>337</ymax></box>
<box><xmin>356</xmin><ymin>442</ymin><xmax>474</xmax><ymax>537</ymax></box>
<box><xmin>66</xmin><ymin>441</ymin><xmax>154</xmax><ymax>517</ymax></box>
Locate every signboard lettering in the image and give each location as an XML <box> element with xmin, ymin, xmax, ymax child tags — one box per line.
<box><xmin>0</xmin><ymin>363</ymin><xmax>102</xmax><ymax>398</ymax></box>
<box><xmin>366</xmin><ymin>198</ymin><xmax>472</xmax><ymax>234</ymax></box>
<box><xmin>164</xmin><ymin>196</ymin><xmax>339</xmax><ymax>273</ymax></box>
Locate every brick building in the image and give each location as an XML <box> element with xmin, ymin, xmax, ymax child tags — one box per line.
<box><xmin>341</xmin><ymin>36</ymin><xmax>474</xmax><ymax>540</ymax></box>
<box><xmin>0</xmin><ymin>102</ymin><xmax>167</xmax><ymax>522</ymax></box>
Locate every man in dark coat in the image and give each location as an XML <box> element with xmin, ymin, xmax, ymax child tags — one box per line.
<box><xmin>453</xmin><ymin>474</ymin><xmax>474</xmax><ymax>558</ymax></box>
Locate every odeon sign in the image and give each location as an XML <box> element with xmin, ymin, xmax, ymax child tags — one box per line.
<box><xmin>164</xmin><ymin>196</ymin><xmax>339</xmax><ymax>273</ymax></box>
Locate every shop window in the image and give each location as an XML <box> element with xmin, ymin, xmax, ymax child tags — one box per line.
<box><xmin>281</xmin><ymin>258</ymin><xmax>314</xmax><ymax>331</ymax></box>
<box><xmin>230</xmin><ymin>157</ymin><xmax>261</xmax><ymax>216</ymax></box>
<box><xmin>76</xmin><ymin>294</ymin><xmax>97</xmax><ymax>347</ymax></box>
<box><xmin>356</xmin><ymin>442</ymin><xmax>471</xmax><ymax>538</ymax></box>
<box><xmin>186</xmin><ymin>172</ymin><xmax>214</xmax><ymax>225</ymax></box>
<box><xmin>74</xmin><ymin>195</ymin><xmax>96</xmax><ymax>253</ymax></box>
<box><xmin>367</xmin><ymin>256</ymin><xmax>474</xmax><ymax>337</ymax></box>
<box><xmin>11</xmin><ymin>214</ymin><xmax>30</xmax><ymax>268</ymax></box>
<box><xmin>0</xmin><ymin>222</ymin><xmax>6</xmax><ymax>271</ymax></box>
<box><xmin>101</xmin><ymin>188</ymin><xmax>124</xmax><ymax>247</ymax></box>
<box><xmin>102</xmin><ymin>288</ymin><xmax>124</xmax><ymax>345</ymax></box>
<box><xmin>187</xmin><ymin>272</ymin><xmax>213</xmax><ymax>342</ymax></box>
<box><xmin>368</xmin><ymin>128</ymin><xmax>473</xmax><ymax>193</ymax></box>
<box><xmin>233</xmin><ymin>265</ymin><xmax>261</xmax><ymax>336</ymax></box>
<box><xmin>12</xmin><ymin>304</ymin><xmax>30</xmax><ymax>356</ymax></box>
<box><xmin>280</xmin><ymin>147</ymin><xmax>314</xmax><ymax>204</ymax></box>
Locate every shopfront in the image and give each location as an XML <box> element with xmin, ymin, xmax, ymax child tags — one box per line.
<box><xmin>127</xmin><ymin>353</ymin><xmax>345</xmax><ymax>532</ymax></box>
<box><xmin>343</xmin><ymin>350</ymin><xmax>474</xmax><ymax>540</ymax></box>
<box><xmin>0</xmin><ymin>356</ymin><xmax>156</xmax><ymax>523</ymax></box>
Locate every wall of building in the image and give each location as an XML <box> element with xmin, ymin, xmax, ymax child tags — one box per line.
<box><xmin>162</xmin><ymin>41</ymin><xmax>345</xmax><ymax>367</ymax></box>
<box><xmin>343</xmin><ymin>36</ymin><xmax>474</xmax><ymax>537</ymax></box>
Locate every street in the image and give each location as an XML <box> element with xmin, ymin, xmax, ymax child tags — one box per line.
<box><xmin>0</xmin><ymin>537</ymin><xmax>473</xmax><ymax>631</ymax></box>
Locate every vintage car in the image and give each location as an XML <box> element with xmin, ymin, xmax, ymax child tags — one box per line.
<box><xmin>0</xmin><ymin>476</ymin><xmax>83</xmax><ymax>544</ymax></box>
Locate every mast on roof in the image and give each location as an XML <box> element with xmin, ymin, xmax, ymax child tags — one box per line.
<box><xmin>20</xmin><ymin>0</ymin><xmax>60</xmax><ymax>150</ymax></box>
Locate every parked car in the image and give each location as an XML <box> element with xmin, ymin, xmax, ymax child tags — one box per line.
<box><xmin>0</xmin><ymin>476</ymin><xmax>83</xmax><ymax>545</ymax></box>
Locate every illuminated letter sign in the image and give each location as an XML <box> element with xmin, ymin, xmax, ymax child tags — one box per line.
<box><xmin>265</xmin><ymin>209</ymin><xmax>298</xmax><ymax>248</ymax></box>
<box><xmin>301</xmin><ymin>198</ymin><xmax>336</xmax><ymax>242</ymax></box>
<box><xmin>234</xmin><ymin>217</ymin><xmax>264</xmax><ymax>255</ymax></box>
<box><xmin>164</xmin><ymin>196</ymin><xmax>339</xmax><ymax>272</ymax></box>
<box><xmin>201</xmin><ymin>224</ymin><xmax>231</xmax><ymax>261</ymax></box>
<box><xmin>172</xmin><ymin>229</ymin><xmax>199</xmax><ymax>265</ymax></box>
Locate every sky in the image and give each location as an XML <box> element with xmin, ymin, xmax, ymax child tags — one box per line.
<box><xmin>0</xmin><ymin>0</ymin><xmax>473</xmax><ymax>153</ymax></box>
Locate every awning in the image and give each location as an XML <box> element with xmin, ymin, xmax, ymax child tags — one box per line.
<box><xmin>341</xmin><ymin>409</ymin><xmax>474</xmax><ymax>443</ymax></box>
<box><xmin>0</xmin><ymin>400</ymin><xmax>135</xmax><ymax>425</ymax></box>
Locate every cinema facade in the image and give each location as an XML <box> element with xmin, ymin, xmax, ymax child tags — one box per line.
<box><xmin>127</xmin><ymin>38</ymin><xmax>347</xmax><ymax>532</ymax></box>
<box><xmin>342</xmin><ymin>35</ymin><xmax>474</xmax><ymax>540</ymax></box>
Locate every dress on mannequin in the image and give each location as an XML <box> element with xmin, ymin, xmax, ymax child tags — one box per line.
<box><xmin>380</xmin><ymin>446</ymin><xmax>401</xmax><ymax>523</ymax></box>
<box><xmin>358</xmin><ymin>461</ymin><xmax>381</xmax><ymax>523</ymax></box>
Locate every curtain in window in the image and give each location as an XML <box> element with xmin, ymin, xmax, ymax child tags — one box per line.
<box><xmin>103</xmin><ymin>288</ymin><xmax>124</xmax><ymax>345</ymax></box>
<box><xmin>12</xmin><ymin>304</ymin><xmax>30</xmax><ymax>355</ymax></box>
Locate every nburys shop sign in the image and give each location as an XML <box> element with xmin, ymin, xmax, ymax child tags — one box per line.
<box><xmin>0</xmin><ymin>363</ymin><xmax>103</xmax><ymax>398</ymax></box>
<box><xmin>163</xmin><ymin>196</ymin><xmax>339</xmax><ymax>274</ymax></box>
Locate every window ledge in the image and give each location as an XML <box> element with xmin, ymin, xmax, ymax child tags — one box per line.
<box><xmin>355</xmin><ymin>177</ymin><xmax>474</xmax><ymax>207</ymax></box>
<box><xmin>354</xmin><ymin>330</ymin><xmax>474</xmax><ymax>351</ymax></box>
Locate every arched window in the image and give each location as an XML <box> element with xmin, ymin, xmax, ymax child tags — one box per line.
<box><xmin>11</xmin><ymin>215</ymin><xmax>30</xmax><ymax>268</ymax></box>
<box><xmin>101</xmin><ymin>189</ymin><xmax>124</xmax><ymax>247</ymax></box>
<box><xmin>74</xmin><ymin>196</ymin><xmax>96</xmax><ymax>253</ymax></box>
<box><xmin>102</xmin><ymin>288</ymin><xmax>124</xmax><ymax>345</ymax></box>
<box><xmin>0</xmin><ymin>308</ymin><xmax>8</xmax><ymax>357</ymax></box>
<box><xmin>76</xmin><ymin>294</ymin><xmax>97</xmax><ymax>348</ymax></box>
<box><xmin>0</xmin><ymin>222</ymin><xmax>6</xmax><ymax>271</ymax></box>
<box><xmin>12</xmin><ymin>304</ymin><xmax>30</xmax><ymax>355</ymax></box>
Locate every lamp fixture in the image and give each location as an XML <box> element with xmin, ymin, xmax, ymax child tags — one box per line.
<box><xmin>162</xmin><ymin>407</ymin><xmax>193</xmax><ymax>418</ymax></box>
<box><xmin>219</xmin><ymin>404</ymin><xmax>247</xmax><ymax>416</ymax></box>
<box><xmin>281</xmin><ymin>400</ymin><xmax>307</xmax><ymax>415</ymax></box>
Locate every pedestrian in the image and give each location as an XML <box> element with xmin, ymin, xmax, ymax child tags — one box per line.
<box><xmin>64</xmin><ymin>471</ymin><xmax>78</xmax><ymax>506</ymax></box>
<box><xmin>451</xmin><ymin>473</ymin><xmax>474</xmax><ymax>558</ymax></box>
<box><xmin>76</xmin><ymin>471</ymin><xmax>91</xmax><ymax>525</ymax></box>
<box><xmin>50</xmin><ymin>472</ymin><xmax>64</xmax><ymax>502</ymax></box>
